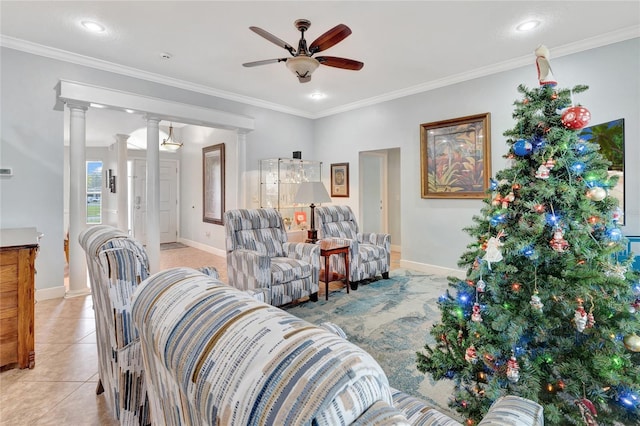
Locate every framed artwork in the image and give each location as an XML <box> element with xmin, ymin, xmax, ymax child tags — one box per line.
<box><xmin>294</xmin><ymin>211</ymin><xmax>307</xmax><ymax>225</ymax></box>
<box><xmin>203</xmin><ymin>143</ymin><xmax>225</xmax><ymax>224</ymax></box>
<box><xmin>420</xmin><ymin>113</ymin><xmax>491</xmax><ymax>199</ymax></box>
<box><xmin>331</xmin><ymin>163</ymin><xmax>349</xmax><ymax>197</ymax></box>
<box><xmin>579</xmin><ymin>118</ymin><xmax>625</xmax><ymax>224</ymax></box>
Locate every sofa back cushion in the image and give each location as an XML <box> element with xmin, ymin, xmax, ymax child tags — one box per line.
<box><xmin>224</xmin><ymin>208</ymin><xmax>286</xmax><ymax>257</ymax></box>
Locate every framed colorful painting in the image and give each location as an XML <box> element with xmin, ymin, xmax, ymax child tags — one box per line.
<box><xmin>420</xmin><ymin>113</ymin><xmax>491</xmax><ymax>199</ymax></box>
<box><xmin>579</xmin><ymin>118</ymin><xmax>625</xmax><ymax>224</ymax></box>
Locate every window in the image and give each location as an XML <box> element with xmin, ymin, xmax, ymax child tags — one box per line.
<box><xmin>86</xmin><ymin>161</ymin><xmax>102</xmax><ymax>224</ymax></box>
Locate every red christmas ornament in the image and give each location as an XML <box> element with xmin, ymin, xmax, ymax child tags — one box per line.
<box><xmin>561</xmin><ymin>106</ymin><xmax>591</xmax><ymax>130</ymax></box>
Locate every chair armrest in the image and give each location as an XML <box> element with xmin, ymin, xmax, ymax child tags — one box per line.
<box><xmin>196</xmin><ymin>266</ymin><xmax>219</xmax><ymax>279</ymax></box>
<box><xmin>360</xmin><ymin>232</ymin><xmax>391</xmax><ymax>249</ymax></box>
<box><xmin>227</xmin><ymin>249</ymin><xmax>271</xmax><ymax>289</ymax></box>
<box><xmin>478</xmin><ymin>395</ymin><xmax>543</xmax><ymax>426</ymax></box>
<box><xmin>318</xmin><ymin>322</ymin><xmax>348</xmax><ymax>339</ymax></box>
<box><xmin>283</xmin><ymin>242</ymin><xmax>320</xmax><ymax>267</ymax></box>
<box><xmin>391</xmin><ymin>389</ymin><xmax>462</xmax><ymax>426</ymax></box>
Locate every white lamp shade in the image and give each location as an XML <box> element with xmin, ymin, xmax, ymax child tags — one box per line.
<box><xmin>294</xmin><ymin>181</ymin><xmax>331</xmax><ymax>204</ymax></box>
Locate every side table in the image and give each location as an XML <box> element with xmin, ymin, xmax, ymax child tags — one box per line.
<box><xmin>319</xmin><ymin>240</ymin><xmax>350</xmax><ymax>300</ymax></box>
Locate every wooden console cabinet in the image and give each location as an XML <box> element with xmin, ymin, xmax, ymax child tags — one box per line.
<box><xmin>0</xmin><ymin>228</ymin><xmax>40</xmax><ymax>370</ymax></box>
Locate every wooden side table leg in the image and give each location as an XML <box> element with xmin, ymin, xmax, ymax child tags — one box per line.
<box><xmin>325</xmin><ymin>254</ymin><xmax>330</xmax><ymax>301</ymax></box>
<box><xmin>344</xmin><ymin>251</ymin><xmax>350</xmax><ymax>294</ymax></box>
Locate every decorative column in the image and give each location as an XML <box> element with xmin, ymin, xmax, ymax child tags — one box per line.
<box><xmin>66</xmin><ymin>103</ymin><xmax>91</xmax><ymax>297</ymax></box>
<box><xmin>115</xmin><ymin>134</ymin><xmax>129</xmax><ymax>233</ymax></box>
<box><xmin>145</xmin><ymin>117</ymin><xmax>161</xmax><ymax>273</ymax></box>
<box><xmin>237</xmin><ymin>131</ymin><xmax>248</xmax><ymax>208</ymax></box>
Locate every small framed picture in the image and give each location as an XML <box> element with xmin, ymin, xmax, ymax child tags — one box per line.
<box><xmin>294</xmin><ymin>211</ymin><xmax>307</xmax><ymax>225</ymax></box>
<box><xmin>331</xmin><ymin>163</ymin><xmax>349</xmax><ymax>197</ymax></box>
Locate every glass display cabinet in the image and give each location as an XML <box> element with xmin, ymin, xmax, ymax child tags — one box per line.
<box><xmin>259</xmin><ymin>158</ymin><xmax>322</xmax><ymax>231</ymax></box>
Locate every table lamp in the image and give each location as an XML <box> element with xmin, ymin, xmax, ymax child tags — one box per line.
<box><xmin>294</xmin><ymin>181</ymin><xmax>331</xmax><ymax>242</ymax></box>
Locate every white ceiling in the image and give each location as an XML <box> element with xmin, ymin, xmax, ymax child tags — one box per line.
<box><xmin>1</xmin><ymin>1</ymin><xmax>639</xmax><ymax>146</ymax></box>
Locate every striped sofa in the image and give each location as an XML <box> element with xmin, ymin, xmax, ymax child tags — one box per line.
<box><xmin>131</xmin><ymin>267</ymin><xmax>544</xmax><ymax>425</ymax></box>
<box><xmin>224</xmin><ymin>208</ymin><xmax>320</xmax><ymax>306</ymax></box>
<box><xmin>78</xmin><ymin>225</ymin><xmax>220</xmax><ymax>425</ymax></box>
<box><xmin>315</xmin><ymin>205</ymin><xmax>391</xmax><ymax>284</ymax></box>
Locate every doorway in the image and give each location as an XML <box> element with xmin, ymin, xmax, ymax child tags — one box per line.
<box><xmin>131</xmin><ymin>158</ymin><xmax>179</xmax><ymax>244</ymax></box>
<box><xmin>359</xmin><ymin>148</ymin><xmax>401</xmax><ymax>249</ymax></box>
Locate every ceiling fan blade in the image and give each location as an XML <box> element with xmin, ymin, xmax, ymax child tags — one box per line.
<box><xmin>316</xmin><ymin>56</ymin><xmax>364</xmax><ymax>71</ymax></box>
<box><xmin>242</xmin><ymin>58</ymin><xmax>287</xmax><ymax>67</ymax></box>
<box><xmin>249</xmin><ymin>26</ymin><xmax>295</xmax><ymax>55</ymax></box>
<box><xmin>309</xmin><ymin>24</ymin><xmax>352</xmax><ymax>54</ymax></box>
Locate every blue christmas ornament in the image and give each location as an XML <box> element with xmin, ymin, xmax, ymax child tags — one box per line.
<box><xmin>489</xmin><ymin>213</ymin><xmax>507</xmax><ymax>227</ymax></box>
<box><xmin>606</xmin><ymin>227</ymin><xmax>623</xmax><ymax>241</ymax></box>
<box><xmin>444</xmin><ymin>370</ymin><xmax>455</xmax><ymax>379</ymax></box>
<box><xmin>531</xmin><ymin>136</ymin><xmax>547</xmax><ymax>152</ymax></box>
<box><xmin>513</xmin><ymin>139</ymin><xmax>533</xmax><ymax>156</ymax></box>
<box><xmin>489</xmin><ymin>178</ymin><xmax>499</xmax><ymax>191</ymax></box>
<box><xmin>570</xmin><ymin>161</ymin><xmax>586</xmax><ymax>175</ymax></box>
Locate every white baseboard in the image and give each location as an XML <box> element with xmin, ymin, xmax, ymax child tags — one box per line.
<box><xmin>178</xmin><ymin>238</ymin><xmax>227</xmax><ymax>258</ymax></box>
<box><xmin>399</xmin><ymin>259</ymin><xmax>466</xmax><ymax>279</ymax></box>
<box><xmin>36</xmin><ymin>285</ymin><xmax>67</xmax><ymax>302</ymax></box>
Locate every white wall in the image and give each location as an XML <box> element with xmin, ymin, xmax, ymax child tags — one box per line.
<box><xmin>314</xmin><ymin>38</ymin><xmax>640</xmax><ymax>271</ymax></box>
<box><xmin>1</xmin><ymin>38</ymin><xmax>638</xmax><ymax>296</ymax></box>
<box><xmin>178</xmin><ymin>125</ymin><xmax>237</xmax><ymax>254</ymax></box>
<box><xmin>0</xmin><ymin>46</ymin><xmax>313</xmax><ymax>295</ymax></box>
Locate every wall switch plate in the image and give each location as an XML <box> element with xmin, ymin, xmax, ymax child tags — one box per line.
<box><xmin>0</xmin><ymin>168</ymin><xmax>13</xmax><ymax>176</ymax></box>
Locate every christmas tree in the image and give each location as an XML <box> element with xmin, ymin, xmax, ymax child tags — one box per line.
<box><xmin>416</xmin><ymin>46</ymin><xmax>640</xmax><ymax>425</ymax></box>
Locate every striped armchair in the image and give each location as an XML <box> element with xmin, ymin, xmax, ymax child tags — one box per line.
<box><xmin>79</xmin><ymin>225</ymin><xmax>219</xmax><ymax>425</ymax></box>
<box><xmin>315</xmin><ymin>205</ymin><xmax>391</xmax><ymax>284</ymax></box>
<box><xmin>79</xmin><ymin>225</ymin><xmax>152</xmax><ymax>425</ymax></box>
<box><xmin>224</xmin><ymin>208</ymin><xmax>320</xmax><ymax>306</ymax></box>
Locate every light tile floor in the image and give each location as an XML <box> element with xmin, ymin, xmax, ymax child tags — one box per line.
<box><xmin>0</xmin><ymin>246</ymin><xmax>400</xmax><ymax>425</ymax></box>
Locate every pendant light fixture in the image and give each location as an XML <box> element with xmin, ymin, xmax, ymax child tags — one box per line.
<box><xmin>161</xmin><ymin>123</ymin><xmax>183</xmax><ymax>151</ymax></box>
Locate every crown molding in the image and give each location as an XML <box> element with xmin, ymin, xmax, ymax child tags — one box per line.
<box><xmin>0</xmin><ymin>35</ymin><xmax>313</xmax><ymax>119</ymax></box>
<box><xmin>313</xmin><ymin>26</ymin><xmax>640</xmax><ymax>119</ymax></box>
<box><xmin>2</xmin><ymin>26</ymin><xmax>638</xmax><ymax>120</ymax></box>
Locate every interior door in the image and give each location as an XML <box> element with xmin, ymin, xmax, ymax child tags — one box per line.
<box><xmin>360</xmin><ymin>152</ymin><xmax>387</xmax><ymax>234</ymax></box>
<box><xmin>132</xmin><ymin>159</ymin><xmax>178</xmax><ymax>245</ymax></box>
<box><xmin>159</xmin><ymin>161</ymin><xmax>178</xmax><ymax>243</ymax></box>
<box><xmin>132</xmin><ymin>159</ymin><xmax>147</xmax><ymax>244</ymax></box>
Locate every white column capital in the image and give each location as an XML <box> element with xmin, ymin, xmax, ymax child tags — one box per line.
<box><xmin>145</xmin><ymin>115</ymin><xmax>161</xmax><ymax>124</ymax></box>
<box><xmin>65</xmin><ymin>101</ymin><xmax>90</xmax><ymax>111</ymax></box>
<box><xmin>115</xmin><ymin>134</ymin><xmax>130</xmax><ymax>143</ymax></box>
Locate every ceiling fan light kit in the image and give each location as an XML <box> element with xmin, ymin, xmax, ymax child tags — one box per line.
<box><xmin>286</xmin><ymin>56</ymin><xmax>319</xmax><ymax>83</ymax></box>
<box><xmin>243</xmin><ymin>19</ymin><xmax>363</xmax><ymax>83</ymax></box>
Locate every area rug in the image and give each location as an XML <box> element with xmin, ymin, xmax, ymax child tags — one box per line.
<box><xmin>284</xmin><ymin>269</ymin><xmax>460</xmax><ymax>420</ymax></box>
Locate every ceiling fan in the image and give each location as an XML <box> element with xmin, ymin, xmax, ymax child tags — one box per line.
<box><xmin>242</xmin><ymin>19</ymin><xmax>364</xmax><ymax>83</ymax></box>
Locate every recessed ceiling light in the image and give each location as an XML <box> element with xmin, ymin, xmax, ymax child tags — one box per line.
<box><xmin>516</xmin><ymin>20</ymin><xmax>540</xmax><ymax>32</ymax></box>
<box><xmin>124</xmin><ymin>109</ymin><xmax>135</xmax><ymax>114</ymax></box>
<box><xmin>90</xmin><ymin>103</ymin><xmax>106</xmax><ymax>108</ymax></box>
<box><xmin>310</xmin><ymin>92</ymin><xmax>326</xmax><ymax>100</ymax></box>
<box><xmin>160</xmin><ymin>52</ymin><xmax>173</xmax><ymax>60</ymax></box>
<box><xmin>81</xmin><ymin>20</ymin><xmax>105</xmax><ymax>33</ymax></box>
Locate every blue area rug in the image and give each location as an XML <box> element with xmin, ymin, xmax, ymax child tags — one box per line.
<box><xmin>285</xmin><ymin>268</ymin><xmax>460</xmax><ymax>419</ymax></box>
